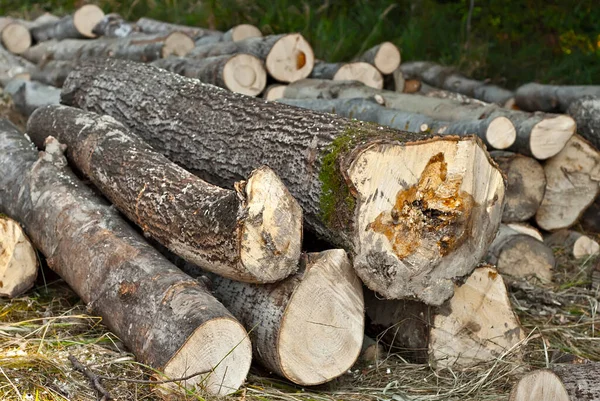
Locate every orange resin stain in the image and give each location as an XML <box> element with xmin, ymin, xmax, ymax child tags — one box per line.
<box><xmin>369</xmin><ymin>153</ymin><xmax>474</xmax><ymax>260</ymax></box>
<box><xmin>296</xmin><ymin>51</ymin><xmax>307</xmax><ymax>69</ymax></box>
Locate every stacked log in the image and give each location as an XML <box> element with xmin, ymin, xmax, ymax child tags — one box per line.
<box><xmin>2</xmin><ymin>79</ymin><xmax>60</xmax><ymax>116</ymax></box>
<box><xmin>0</xmin><ymin>18</ymin><xmax>32</xmax><ymax>54</ymax></box>
<box><xmin>0</xmin><ymin>119</ymin><xmax>253</xmax><ymax>395</ymax></box>
<box><xmin>61</xmin><ymin>58</ymin><xmax>506</xmax><ymax>305</ymax></box>
<box><xmin>515</xmin><ymin>83</ymin><xmax>600</xmax><ymax>113</ymax></box>
<box><xmin>310</xmin><ymin>61</ymin><xmax>384</xmax><ymax>89</ymax></box>
<box><xmin>357</xmin><ymin>42</ymin><xmax>401</xmax><ymax>75</ymax></box>
<box><xmin>30</xmin><ymin>5</ymin><xmax>105</xmax><ymax>41</ymax></box>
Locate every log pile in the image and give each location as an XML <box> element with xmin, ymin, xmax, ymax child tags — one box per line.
<box><xmin>1</xmin><ymin>9</ymin><xmax>600</xmax><ymax>400</ymax></box>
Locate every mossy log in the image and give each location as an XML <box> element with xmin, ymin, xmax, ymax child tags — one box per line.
<box><xmin>0</xmin><ymin>120</ymin><xmax>252</xmax><ymax>395</ymax></box>
<box><xmin>400</xmin><ymin>61</ymin><xmax>515</xmax><ymax>106</ymax></box>
<box><xmin>309</xmin><ymin>61</ymin><xmax>383</xmax><ymax>89</ymax></box>
<box><xmin>61</xmin><ymin>58</ymin><xmax>505</xmax><ymax>304</ymax></box>
<box><xmin>284</xmin><ymin>79</ymin><xmax>575</xmax><ymax>159</ymax></box>
<box><xmin>27</xmin><ymin>105</ymin><xmax>302</xmax><ymax>283</ymax></box>
<box><xmin>356</xmin><ymin>42</ymin><xmax>401</xmax><ymax>75</ymax></box>
<box><xmin>30</xmin><ymin>5</ymin><xmax>104</xmax><ymax>41</ymax></box>
<box><xmin>515</xmin><ymin>83</ymin><xmax>600</xmax><ymax>113</ymax></box>
<box><xmin>0</xmin><ymin>216</ymin><xmax>38</xmax><ymax>298</ymax></box>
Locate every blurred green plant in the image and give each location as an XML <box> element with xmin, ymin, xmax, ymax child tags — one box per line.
<box><xmin>2</xmin><ymin>0</ymin><xmax>598</xmax><ymax>87</ymax></box>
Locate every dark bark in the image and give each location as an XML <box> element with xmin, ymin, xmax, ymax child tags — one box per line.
<box><xmin>61</xmin><ymin>58</ymin><xmax>505</xmax><ymax>304</ymax></box>
<box><xmin>515</xmin><ymin>83</ymin><xmax>600</xmax><ymax>113</ymax></box>
<box><xmin>567</xmin><ymin>96</ymin><xmax>600</xmax><ymax>150</ymax></box>
<box><xmin>0</xmin><ymin>119</ymin><xmax>252</xmax><ymax>395</ymax></box>
<box><xmin>27</xmin><ymin>105</ymin><xmax>301</xmax><ymax>283</ymax></box>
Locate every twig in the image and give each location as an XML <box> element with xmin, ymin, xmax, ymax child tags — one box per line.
<box><xmin>68</xmin><ymin>354</ymin><xmax>112</xmax><ymax>401</ymax></box>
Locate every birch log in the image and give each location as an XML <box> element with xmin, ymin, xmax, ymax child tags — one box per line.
<box><xmin>536</xmin><ymin>135</ymin><xmax>600</xmax><ymax>231</ymax></box>
<box><xmin>515</xmin><ymin>83</ymin><xmax>600</xmax><ymax>113</ymax></box>
<box><xmin>61</xmin><ymin>58</ymin><xmax>505</xmax><ymax>304</ymax></box>
<box><xmin>357</xmin><ymin>42</ymin><xmax>401</xmax><ymax>75</ymax></box>
<box><xmin>152</xmin><ymin>54</ymin><xmax>267</xmax><ymax>96</ymax></box>
<box><xmin>310</xmin><ymin>61</ymin><xmax>384</xmax><ymax>89</ymax></box>
<box><xmin>490</xmin><ymin>151</ymin><xmax>546</xmax><ymax>223</ymax></box>
<box><xmin>0</xmin><ymin>119</ymin><xmax>252</xmax><ymax>395</ymax></box>
<box><xmin>510</xmin><ymin>363</ymin><xmax>600</xmax><ymax>401</ymax></box>
<box><xmin>27</xmin><ymin>105</ymin><xmax>302</xmax><ymax>283</ymax></box>
<box><xmin>283</xmin><ymin>79</ymin><xmax>575</xmax><ymax>159</ymax></box>
<box><xmin>0</xmin><ymin>216</ymin><xmax>38</xmax><ymax>298</ymax></box>
<box><xmin>209</xmin><ymin>249</ymin><xmax>364</xmax><ymax>385</ymax></box>
<box><xmin>400</xmin><ymin>61</ymin><xmax>515</xmax><ymax>106</ymax></box>
<box><xmin>135</xmin><ymin>17</ymin><xmax>220</xmax><ymax>38</ymax></box>
<box><xmin>567</xmin><ymin>96</ymin><xmax>600</xmax><ymax>150</ymax></box>
<box><xmin>30</xmin><ymin>5</ymin><xmax>105</xmax><ymax>41</ymax></box>
<box><xmin>187</xmin><ymin>34</ymin><xmax>314</xmax><ymax>83</ymax></box>
<box><xmin>0</xmin><ymin>18</ymin><xmax>31</xmax><ymax>54</ymax></box>
<box><xmin>92</xmin><ymin>13</ymin><xmax>139</xmax><ymax>38</ymax></box>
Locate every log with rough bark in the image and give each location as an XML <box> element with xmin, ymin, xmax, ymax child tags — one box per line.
<box><xmin>0</xmin><ymin>45</ymin><xmax>33</xmax><ymax>84</ymax></box>
<box><xmin>279</xmin><ymin>97</ymin><xmax>516</xmax><ymax>150</ymax></box>
<box><xmin>490</xmin><ymin>151</ymin><xmax>546</xmax><ymax>223</ymax></box>
<box><xmin>567</xmin><ymin>96</ymin><xmax>600</xmax><ymax>150</ymax></box>
<box><xmin>356</xmin><ymin>42</ymin><xmax>401</xmax><ymax>75</ymax></box>
<box><xmin>510</xmin><ymin>363</ymin><xmax>600</xmax><ymax>401</ymax></box>
<box><xmin>207</xmin><ymin>249</ymin><xmax>364</xmax><ymax>385</ymax></box>
<box><xmin>430</xmin><ymin>265</ymin><xmax>525</xmax><ymax>368</ymax></box>
<box><xmin>0</xmin><ymin>18</ymin><xmax>31</xmax><ymax>54</ymax></box>
<box><xmin>27</xmin><ymin>105</ymin><xmax>302</xmax><ymax>283</ymax></box>
<box><xmin>92</xmin><ymin>13</ymin><xmax>139</xmax><ymax>38</ymax></box>
<box><xmin>309</xmin><ymin>61</ymin><xmax>383</xmax><ymax>89</ymax></box>
<box><xmin>544</xmin><ymin>229</ymin><xmax>600</xmax><ymax>260</ymax></box>
<box><xmin>3</xmin><ymin>79</ymin><xmax>60</xmax><ymax>116</ymax></box>
<box><xmin>152</xmin><ymin>54</ymin><xmax>267</xmax><ymax>96</ymax></box>
<box><xmin>29</xmin><ymin>59</ymin><xmax>75</xmax><ymax>87</ymax></box>
<box><xmin>0</xmin><ymin>120</ymin><xmax>253</xmax><ymax>395</ymax></box>
<box><xmin>400</xmin><ymin>61</ymin><xmax>515</xmax><ymax>106</ymax></box>
<box><xmin>30</xmin><ymin>5</ymin><xmax>105</xmax><ymax>41</ymax></box>
<box><xmin>187</xmin><ymin>34</ymin><xmax>314</xmax><ymax>83</ymax></box>
<box><xmin>536</xmin><ymin>135</ymin><xmax>600</xmax><ymax>231</ymax></box>
<box><xmin>283</xmin><ymin>79</ymin><xmax>575</xmax><ymax>159</ymax></box>
<box><xmin>61</xmin><ymin>58</ymin><xmax>506</xmax><ymax>304</ymax></box>
<box><xmin>0</xmin><ymin>216</ymin><xmax>38</xmax><ymax>298</ymax></box>
<box><xmin>485</xmin><ymin>224</ymin><xmax>554</xmax><ymax>283</ymax></box>
<box><xmin>515</xmin><ymin>83</ymin><xmax>600</xmax><ymax>113</ymax></box>
<box><xmin>263</xmin><ymin>84</ymin><xmax>286</xmax><ymax>100</ymax></box>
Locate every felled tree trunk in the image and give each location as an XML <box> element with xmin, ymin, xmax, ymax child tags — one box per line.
<box><xmin>61</xmin><ymin>58</ymin><xmax>506</xmax><ymax>304</ymax></box>
<box><xmin>0</xmin><ymin>216</ymin><xmax>38</xmax><ymax>298</ymax></box>
<box><xmin>283</xmin><ymin>79</ymin><xmax>575</xmax><ymax>159</ymax></box>
<box><xmin>152</xmin><ymin>54</ymin><xmax>267</xmax><ymax>96</ymax></box>
<box><xmin>400</xmin><ymin>61</ymin><xmax>515</xmax><ymax>106</ymax></box>
<box><xmin>536</xmin><ymin>135</ymin><xmax>600</xmax><ymax>231</ymax></box>
<box><xmin>309</xmin><ymin>61</ymin><xmax>383</xmax><ymax>89</ymax></box>
<box><xmin>3</xmin><ymin>79</ymin><xmax>60</xmax><ymax>116</ymax></box>
<box><xmin>279</xmin><ymin>97</ymin><xmax>516</xmax><ymax>150</ymax></box>
<box><xmin>0</xmin><ymin>120</ymin><xmax>252</xmax><ymax>396</ymax></box>
<box><xmin>544</xmin><ymin>229</ymin><xmax>600</xmax><ymax>260</ymax></box>
<box><xmin>510</xmin><ymin>363</ymin><xmax>600</xmax><ymax>401</ymax></box>
<box><xmin>27</xmin><ymin>105</ymin><xmax>302</xmax><ymax>283</ymax></box>
<box><xmin>209</xmin><ymin>249</ymin><xmax>364</xmax><ymax>385</ymax></box>
<box><xmin>29</xmin><ymin>60</ymin><xmax>75</xmax><ymax>87</ymax></box>
<box><xmin>485</xmin><ymin>224</ymin><xmax>554</xmax><ymax>283</ymax></box>
<box><xmin>357</xmin><ymin>42</ymin><xmax>401</xmax><ymax>75</ymax></box>
<box><xmin>0</xmin><ymin>18</ymin><xmax>31</xmax><ymax>54</ymax></box>
<box><xmin>30</xmin><ymin>5</ymin><xmax>105</xmax><ymax>41</ymax></box>
<box><xmin>515</xmin><ymin>83</ymin><xmax>600</xmax><ymax>113</ymax></box>
<box><xmin>567</xmin><ymin>96</ymin><xmax>600</xmax><ymax>150</ymax></box>
<box><xmin>490</xmin><ymin>151</ymin><xmax>546</xmax><ymax>223</ymax></box>
<box><xmin>0</xmin><ymin>45</ymin><xmax>33</xmax><ymax>84</ymax></box>
<box><xmin>188</xmin><ymin>34</ymin><xmax>314</xmax><ymax>83</ymax></box>
<box><xmin>92</xmin><ymin>13</ymin><xmax>139</xmax><ymax>38</ymax></box>
<box><xmin>135</xmin><ymin>17</ymin><xmax>220</xmax><ymax>38</ymax></box>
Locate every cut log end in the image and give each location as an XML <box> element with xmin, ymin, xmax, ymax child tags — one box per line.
<box><xmin>73</xmin><ymin>4</ymin><xmax>105</xmax><ymax>38</ymax></box>
<box><xmin>348</xmin><ymin>138</ymin><xmax>505</xmax><ymax>304</ymax></box>
<box><xmin>0</xmin><ymin>217</ymin><xmax>38</xmax><ymax>298</ymax></box>
<box><xmin>278</xmin><ymin>249</ymin><xmax>364</xmax><ymax>385</ymax></box>
<box><xmin>333</xmin><ymin>62</ymin><xmax>383</xmax><ymax>89</ymax></box>
<box><xmin>430</xmin><ymin>266</ymin><xmax>524</xmax><ymax>368</ymax></box>
<box><xmin>222</xmin><ymin>53</ymin><xmax>267</xmax><ymax>96</ymax></box>
<box><xmin>530</xmin><ymin>115</ymin><xmax>576</xmax><ymax>160</ymax></box>
<box><xmin>263</xmin><ymin>84</ymin><xmax>286</xmax><ymax>101</ymax></box>
<box><xmin>373</xmin><ymin>42</ymin><xmax>401</xmax><ymax>75</ymax></box>
<box><xmin>487</xmin><ymin>116</ymin><xmax>516</xmax><ymax>150</ymax></box>
<box><xmin>265</xmin><ymin>33</ymin><xmax>314</xmax><ymax>83</ymax></box>
<box><xmin>510</xmin><ymin>370</ymin><xmax>570</xmax><ymax>401</ymax></box>
<box><xmin>162</xmin><ymin>32</ymin><xmax>195</xmax><ymax>57</ymax></box>
<box><xmin>229</xmin><ymin>24</ymin><xmax>262</xmax><ymax>42</ymax></box>
<box><xmin>239</xmin><ymin>166</ymin><xmax>303</xmax><ymax>282</ymax></box>
<box><xmin>1</xmin><ymin>22</ymin><xmax>31</xmax><ymax>54</ymax></box>
<box><xmin>506</xmin><ymin>223</ymin><xmax>543</xmax><ymax>241</ymax></box>
<box><xmin>162</xmin><ymin>317</ymin><xmax>252</xmax><ymax>396</ymax></box>
<box><xmin>497</xmin><ymin>235</ymin><xmax>554</xmax><ymax>283</ymax></box>
<box><xmin>573</xmin><ymin>235</ymin><xmax>599</xmax><ymax>259</ymax></box>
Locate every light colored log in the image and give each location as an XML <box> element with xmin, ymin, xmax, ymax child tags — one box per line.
<box><xmin>545</xmin><ymin>229</ymin><xmax>600</xmax><ymax>259</ymax></box>
<box><xmin>515</xmin><ymin>82</ymin><xmax>600</xmax><ymax>113</ymax></box>
<box><xmin>263</xmin><ymin>84</ymin><xmax>286</xmax><ymax>100</ymax></box>
<box><xmin>506</xmin><ymin>223</ymin><xmax>543</xmax><ymax>241</ymax></box>
<box><xmin>536</xmin><ymin>135</ymin><xmax>600</xmax><ymax>231</ymax></box>
<box><xmin>92</xmin><ymin>13</ymin><xmax>139</xmax><ymax>38</ymax></box>
<box><xmin>30</xmin><ymin>5</ymin><xmax>105</xmax><ymax>41</ymax></box>
<box><xmin>29</xmin><ymin>59</ymin><xmax>75</xmax><ymax>87</ymax></box>
<box><xmin>0</xmin><ymin>45</ymin><xmax>33</xmax><ymax>84</ymax></box>
<box><xmin>135</xmin><ymin>17</ymin><xmax>219</xmax><ymax>38</ymax></box>
<box><xmin>0</xmin><ymin>18</ymin><xmax>31</xmax><ymax>54</ymax></box>
<box><xmin>430</xmin><ymin>265</ymin><xmax>525</xmax><ymax>368</ymax></box>
<box><xmin>310</xmin><ymin>61</ymin><xmax>383</xmax><ymax>89</ymax></box>
<box><xmin>222</xmin><ymin>24</ymin><xmax>262</xmax><ymax>42</ymax></box>
<box><xmin>357</xmin><ymin>42</ymin><xmax>401</xmax><ymax>74</ymax></box>
<box><xmin>3</xmin><ymin>79</ymin><xmax>60</xmax><ymax>116</ymax></box>
<box><xmin>0</xmin><ymin>216</ymin><xmax>38</xmax><ymax>298</ymax></box>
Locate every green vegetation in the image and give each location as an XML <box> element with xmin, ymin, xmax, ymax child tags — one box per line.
<box><xmin>2</xmin><ymin>0</ymin><xmax>598</xmax><ymax>87</ymax></box>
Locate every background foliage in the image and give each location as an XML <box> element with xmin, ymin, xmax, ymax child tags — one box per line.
<box><xmin>2</xmin><ymin>0</ymin><xmax>599</xmax><ymax>87</ymax></box>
